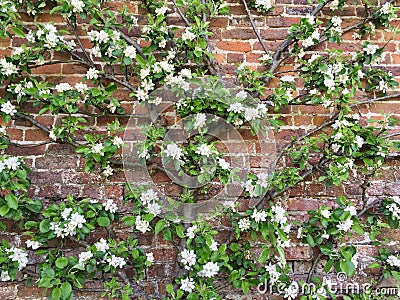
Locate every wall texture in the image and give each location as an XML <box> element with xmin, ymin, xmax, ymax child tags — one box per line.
<box><xmin>1</xmin><ymin>0</ymin><xmax>400</xmax><ymax>299</ymax></box>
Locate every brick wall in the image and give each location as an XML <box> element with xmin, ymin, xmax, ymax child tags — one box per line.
<box><xmin>1</xmin><ymin>0</ymin><xmax>400</xmax><ymax>299</ymax></box>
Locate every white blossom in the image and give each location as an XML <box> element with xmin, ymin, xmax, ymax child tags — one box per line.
<box><xmin>344</xmin><ymin>206</ymin><xmax>357</xmax><ymax>216</ymax></box>
<box><xmin>78</xmin><ymin>251</ymin><xmax>93</xmax><ymax>265</ymax></box>
<box><xmin>223</xmin><ymin>201</ymin><xmax>235</xmax><ymax>210</ymax></box>
<box><xmin>271</xmin><ymin>205</ymin><xmax>287</xmax><ymax>225</ymax></box>
<box><xmin>236</xmin><ymin>90</ymin><xmax>248</xmax><ymax>100</ymax></box>
<box><xmin>387</xmin><ymin>255</ymin><xmax>400</xmax><ymax>267</ymax></box>
<box><xmin>136</xmin><ymin>88</ymin><xmax>149</xmax><ymax>101</ymax></box>
<box><xmin>378</xmin><ymin>80</ymin><xmax>389</xmax><ymax>93</ymax></box>
<box><xmin>180</xmin><ymin>68</ymin><xmax>192</xmax><ymax>78</ymax></box>
<box><xmin>304</xmin><ymin>14</ymin><xmax>315</xmax><ymax>25</ymax></box>
<box><xmin>165</xmin><ymin>143</ymin><xmax>183</xmax><ymax>160</ymax></box>
<box><xmin>75</xmin><ymin>82</ymin><xmax>88</xmax><ymax>93</ymax></box>
<box><xmin>147</xmin><ymin>201</ymin><xmax>161</xmax><ymax>216</ymax></box>
<box><xmin>146</xmin><ymin>252</ymin><xmax>154</xmax><ymax>263</ymax></box>
<box><xmin>198</xmin><ymin>261</ymin><xmax>219</xmax><ymax>278</ymax></box>
<box><xmin>70</xmin><ymin>212</ymin><xmax>86</xmax><ymax>228</ymax></box>
<box><xmin>238</xmin><ymin>218</ymin><xmax>251</xmax><ymax>231</ymax></box>
<box><xmin>26</xmin><ymin>240</ymin><xmax>41</xmax><ymax>250</ymax></box>
<box><xmin>196</xmin><ymin>144</ymin><xmax>214</xmax><ymax>157</ymax></box>
<box><xmin>55</xmin><ymin>82</ymin><xmax>72</xmax><ymax>93</ymax></box>
<box><xmin>363</xmin><ymin>44</ymin><xmax>379</xmax><ymax>55</ymax></box>
<box><xmin>61</xmin><ymin>207</ymin><xmax>73</xmax><ymax>220</ymax></box>
<box><xmin>0</xmin><ymin>271</ymin><xmax>10</xmax><ymax>281</ymax></box>
<box><xmin>180</xmin><ymin>249</ymin><xmax>197</xmax><ymax>270</ymax></box>
<box><xmin>140</xmin><ymin>189</ymin><xmax>159</xmax><ymax>205</ymax></box>
<box><xmin>112</xmin><ymin>136</ymin><xmax>124</xmax><ymax>148</ymax></box>
<box><xmin>86</xmin><ymin>68</ymin><xmax>100</xmax><ymax>80</ymax></box>
<box><xmin>8</xmin><ymin>247</ymin><xmax>28</xmax><ymax>270</ymax></box>
<box><xmin>0</xmin><ymin>101</ymin><xmax>17</xmax><ymax>117</ymax></box>
<box><xmin>92</xmin><ymin>143</ymin><xmax>104</xmax><ymax>155</ymax></box>
<box><xmin>257</xmin><ymin>173</ymin><xmax>269</xmax><ymax>188</ymax></box>
<box><xmin>254</xmin><ymin>0</ymin><xmax>273</xmax><ymax>10</ymax></box>
<box><xmin>308</xmin><ymin>54</ymin><xmax>320</xmax><ymax>63</ymax></box>
<box><xmin>12</xmin><ymin>47</ymin><xmax>24</xmax><ymax>56</ymax></box>
<box><xmin>337</xmin><ymin>219</ymin><xmax>353</xmax><ymax>231</ymax></box>
<box><xmin>228</xmin><ymin>102</ymin><xmax>244</xmax><ymax>113</ymax></box>
<box><xmin>92</xmin><ymin>45</ymin><xmax>102</xmax><ymax>57</ymax></box>
<box><xmin>265</xmin><ymin>263</ymin><xmax>281</xmax><ymax>284</ymax></box>
<box><xmin>244</xmin><ymin>107</ymin><xmax>260</xmax><ymax>121</ymax></box>
<box><xmin>209</xmin><ymin>240</ymin><xmax>218</xmax><ymax>251</ymax></box>
<box><xmin>181</xmin><ymin>27</ymin><xmax>196</xmax><ymax>41</ymax></box>
<box><xmin>280</xmin><ymin>75</ymin><xmax>295</xmax><ymax>82</ymax></box>
<box><xmin>180</xmin><ymin>277</ymin><xmax>195</xmax><ymax>293</ymax></box>
<box><xmin>193</xmin><ymin>113</ymin><xmax>207</xmax><ymax>129</ymax></box>
<box><xmin>5</xmin><ymin>157</ymin><xmax>20</xmax><ymax>170</ymax></box>
<box><xmin>95</xmin><ymin>238</ymin><xmax>109</xmax><ymax>252</ymax></box>
<box><xmin>107</xmin><ymin>255</ymin><xmax>126</xmax><ymax>268</ymax></box>
<box><xmin>186</xmin><ymin>225</ymin><xmax>198</xmax><ymax>239</ymax></box>
<box><xmin>140</xmin><ymin>68</ymin><xmax>150</xmax><ymax>79</ymax></box>
<box><xmin>103</xmin><ymin>199</ymin><xmax>118</xmax><ymax>213</ymax></box>
<box><xmin>124</xmin><ymin>45</ymin><xmax>137</xmax><ymax>59</ymax></box>
<box><xmin>102</xmin><ymin>165</ymin><xmax>113</xmax><ymax>177</ymax></box>
<box><xmin>135</xmin><ymin>216</ymin><xmax>150</xmax><ymax>233</ymax></box>
<box><xmin>252</xmin><ymin>208</ymin><xmax>267</xmax><ymax>223</ymax></box>
<box><xmin>320</xmin><ymin>209</ymin><xmax>331</xmax><ymax>219</ymax></box>
<box><xmin>155</xmin><ymin>6</ymin><xmax>169</xmax><ymax>16</ymax></box>
<box><xmin>218</xmin><ymin>158</ymin><xmax>230</xmax><ymax>170</ymax></box>
<box><xmin>0</xmin><ymin>58</ymin><xmax>18</xmax><ymax>76</ymax></box>
<box><xmin>354</xmin><ymin>136</ymin><xmax>365</xmax><ymax>148</ymax></box>
<box><xmin>70</xmin><ymin>0</ymin><xmax>85</xmax><ymax>13</ymax></box>
<box><xmin>158</xmin><ymin>39</ymin><xmax>167</xmax><ymax>48</ymax></box>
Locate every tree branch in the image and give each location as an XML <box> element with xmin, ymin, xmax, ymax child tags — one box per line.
<box><xmin>265</xmin><ymin>1</ymin><xmax>331</xmax><ymax>85</ymax></box>
<box><xmin>241</xmin><ymin>0</ymin><xmax>269</xmax><ymax>54</ymax></box>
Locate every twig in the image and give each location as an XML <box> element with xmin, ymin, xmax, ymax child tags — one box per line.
<box><xmin>172</xmin><ymin>0</ymin><xmax>190</xmax><ymax>26</ymax></box>
<box><xmin>269</xmin><ymin>92</ymin><xmax>400</xmax><ymax>183</ymax></box>
<box><xmin>28</xmin><ymin>60</ymin><xmax>84</xmax><ymax>68</ymax></box>
<box><xmin>68</xmin><ymin>19</ymin><xmax>94</xmax><ymax>67</ymax></box>
<box><xmin>241</xmin><ymin>0</ymin><xmax>269</xmax><ymax>54</ymax></box>
<box><xmin>16</xmin><ymin>113</ymin><xmax>81</xmax><ymax>147</ymax></box>
<box><xmin>111</xmin><ymin>26</ymin><xmax>143</xmax><ymax>56</ymax></box>
<box><xmin>383</xmin><ymin>132</ymin><xmax>400</xmax><ymax>139</ymax></box>
<box><xmin>265</xmin><ymin>1</ymin><xmax>330</xmax><ymax>85</ymax></box>
<box><xmin>307</xmin><ymin>252</ymin><xmax>322</xmax><ymax>283</ymax></box>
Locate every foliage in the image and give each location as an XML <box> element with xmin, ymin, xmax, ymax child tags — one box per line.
<box><xmin>0</xmin><ymin>0</ymin><xmax>399</xmax><ymax>299</ymax></box>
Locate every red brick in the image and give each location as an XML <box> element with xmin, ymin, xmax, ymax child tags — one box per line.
<box><xmin>216</xmin><ymin>41</ymin><xmax>251</xmax><ymax>52</ymax></box>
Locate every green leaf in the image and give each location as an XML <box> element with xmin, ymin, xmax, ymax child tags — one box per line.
<box><xmin>5</xmin><ymin>194</ymin><xmax>18</xmax><ymax>210</ymax></box>
<box><xmin>55</xmin><ymin>257</ymin><xmax>68</xmax><ymax>269</ymax></box>
<box><xmin>61</xmin><ymin>282</ymin><xmax>72</xmax><ymax>300</ymax></box>
<box><xmin>155</xmin><ymin>219</ymin><xmax>166</xmax><ymax>235</ymax></box>
<box><xmin>369</xmin><ymin>262</ymin><xmax>381</xmax><ymax>269</ymax></box>
<box><xmin>11</xmin><ymin>27</ymin><xmax>25</xmax><ymax>38</ymax></box>
<box><xmin>51</xmin><ymin>287</ymin><xmax>62</xmax><ymax>300</ymax></box>
<box><xmin>0</xmin><ymin>205</ymin><xmax>10</xmax><ymax>217</ymax></box>
<box><xmin>391</xmin><ymin>271</ymin><xmax>400</xmax><ymax>281</ymax></box>
<box><xmin>97</xmin><ymin>216</ymin><xmax>110</xmax><ymax>227</ymax></box>
<box><xmin>340</xmin><ymin>260</ymin><xmax>355</xmax><ymax>277</ymax></box>
<box><xmin>352</xmin><ymin>223</ymin><xmax>364</xmax><ymax>235</ymax></box>
<box><xmin>230</xmin><ymin>243</ymin><xmax>239</xmax><ymax>252</ymax></box>
<box><xmin>39</xmin><ymin>219</ymin><xmax>51</xmax><ymax>233</ymax></box>
<box><xmin>175</xmin><ymin>224</ymin><xmax>185</xmax><ymax>238</ymax></box>
<box><xmin>306</xmin><ymin>234</ymin><xmax>315</xmax><ymax>247</ymax></box>
<box><xmin>241</xmin><ymin>280</ymin><xmax>250</xmax><ymax>294</ymax></box>
<box><xmin>122</xmin><ymin>216</ymin><xmax>135</xmax><ymax>226</ymax></box>
<box><xmin>324</xmin><ymin>258</ymin><xmax>334</xmax><ymax>273</ymax></box>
